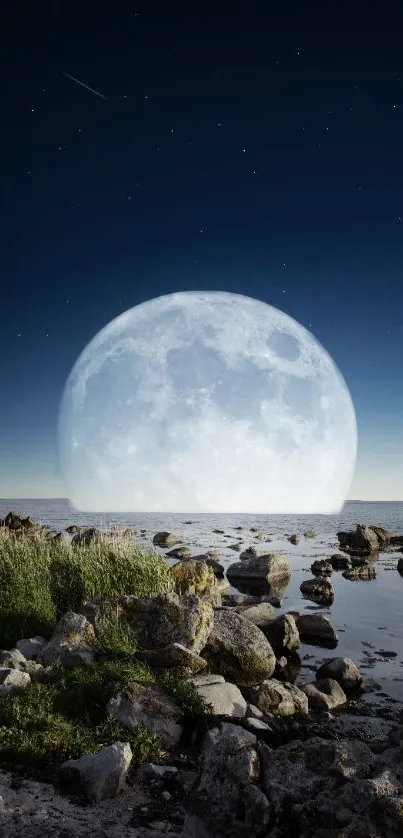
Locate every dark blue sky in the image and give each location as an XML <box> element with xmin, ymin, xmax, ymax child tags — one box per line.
<box><xmin>1</xmin><ymin>4</ymin><xmax>402</xmax><ymax>500</ymax></box>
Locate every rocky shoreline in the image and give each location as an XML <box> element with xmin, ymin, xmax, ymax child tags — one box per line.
<box><xmin>0</xmin><ymin>513</ymin><xmax>402</xmax><ymax>837</ymax></box>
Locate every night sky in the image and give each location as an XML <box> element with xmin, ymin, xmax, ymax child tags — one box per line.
<box><xmin>1</xmin><ymin>4</ymin><xmax>403</xmax><ymax>501</ymax></box>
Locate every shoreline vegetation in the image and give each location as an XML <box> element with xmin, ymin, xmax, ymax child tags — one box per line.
<box><xmin>0</xmin><ymin>511</ymin><xmax>402</xmax><ymax>836</ymax></box>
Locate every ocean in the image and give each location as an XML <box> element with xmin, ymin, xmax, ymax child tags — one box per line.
<box><xmin>1</xmin><ymin>498</ymin><xmax>402</xmax><ymax>703</ymax></box>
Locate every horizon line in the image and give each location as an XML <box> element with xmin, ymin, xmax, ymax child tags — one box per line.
<box><xmin>1</xmin><ymin>497</ymin><xmax>403</xmax><ymax>504</ymax></box>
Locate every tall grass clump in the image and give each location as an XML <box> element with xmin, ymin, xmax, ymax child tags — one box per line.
<box><xmin>0</xmin><ymin>529</ymin><xmax>172</xmax><ymax>648</ymax></box>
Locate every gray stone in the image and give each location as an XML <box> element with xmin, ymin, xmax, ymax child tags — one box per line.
<box><xmin>233</xmin><ymin>601</ymin><xmax>276</xmax><ymax>625</ymax></box>
<box><xmin>136</xmin><ymin>642</ymin><xmax>208</xmax><ymax>676</ymax></box>
<box><xmin>136</xmin><ymin>763</ymin><xmax>178</xmax><ymax>782</ymax></box>
<box><xmin>316</xmin><ymin>657</ymin><xmax>363</xmax><ymax>691</ymax></box>
<box><xmin>0</xmin><ymin>668</ymin><xmax>31</xmax><ymax>696</ymax></box>
<box><xmin>152</xmin><ymin>531</ymin><xmax>181</xmax><ymax>547</ymax></box>
<box><xmin>262</xmin><ymin>613</ymin><xmax>300</xmax><ymax>654</ymax></box>
<box><xmin>186</xmin><ymin>673</ymin><xmax>225</xmax><ymax>687</ymax></box>
<box><xmin>311</xmin><ymin>559</ymin><xmax>332</xmax><ymax>576</ymax></box>
<box><xmin>106</xmin><ymin>682</ymin><xmax>184</xmax><ymax>747</ymax></box>
<box><xmin>15</xmin><ymin>636</ymin><xmax>47</xmax><ymax>660</ymax></box>
<box><xmin>247</xmin><ymin>679</ymin><xmax>309</xmax><ymax>717</ymax></box>
<box><xmin>245</xmin><ymin>718</ymin><xmax>271</xmax><ymax>731</ymax></box>
<box><xmin>300</xmin><ymin>576</ymin><xmax>334</xmax><ymax>603</ymax></box>
<box><xmin>193</xmin><ymin>681</ymin><xmax>247</xmax><ymax>718</ymax></box>
<box><xmin>59</xmin><ymin>742</ymin><xmax>132</xmax><ymax>802</ymax></box>
<box><xmin>303</xmin><ymin>677</ymin><xmax>347</xmax><ymax>710</ymax></box>
<box><xmin>39</xmin><ymin>612</ymin><xmax>96</xmax><ymax>669</ymax></box>
<box><xmin>0</xmin><ymin>648</ymin><xmax>28</xmax><ymax>670</ymax></box>
<box><xmin>330</xmin><ymin>553</ymin><xmax>351</xmax><ymax>569</ymax></box>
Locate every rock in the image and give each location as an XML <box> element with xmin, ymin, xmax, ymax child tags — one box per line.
<box><xmin>136</xmin><ymin>763</ymin><xmax>178</xmax><ymax>782</ymax></box>
<box><xmin>59</xmin><ymin>742</ymin><xmax>132</xmax><ymax>802</ymax></box>
<box><xmin>190</xmin><ymin>554</ymin><xmax>225</xmax><ymax>577</ymax></box>
<box><xmin>262</xmin><ymin>613</ymin><xmax>300</xmax><ymax>654</ymax></box>
<box><xmin>39</xmin><ymin>612</ymin><xmax>97</xmax><ymax>669</ymax></box>
<box><xmin>233</xmin><ymin>601</ymin><xmax>277</xmax><ymax>626</ymax></box>
<box><xmin>300</xmin><ymin>576</ymin><xmax>334</xmax><ymax>604</ymax></box>
<box><xmin>52</xmin><ymin>531</ymin><xmax>70</xmax><ymax>543</ymax></box>
<box><xmin>288</xmin><ymin>534</ymin><xmax>301</xmax><ymax>544</ymax></box>
<box><xmin>316</xmin><ymin>657</ymin><xmax>363</xmax><ymax>691</ymax></box>
<box><xmin>343</xmin><ymin>564</ymin><xmax>376</xmax><ymax>580</ymax></box>
<box><xmin>245</xmin><ymin>718</ymin><xmax>271</xmax><ymax>731</ymax></box>
<box><xmin>228</xmin><ymin>543</ymin><xmax>242</xmax><ymax>551</ymax></box>
<box><xmin>182</xmin><ymin>722</ymin><xmax>261</xmax><ymax>838</ymax></box>
<box><xmin>246</xmin><ymin>679</ymin><xmax>309</xmax><ymax>717</ymax></box>
<box><xmin>84</xmin><ymin>592</ymin><xmax>214</xmax><ymax>656</ymax></box>
<box><xmin>227</xmin><ymin>553</ymin><xmax>291</xmax><ymax>585</ymax></box>
<box><xmin>337</xmin><ymin>524</ymin><xmax>385</xmax><ymax>554</ymax></box>
<box><xmin>191</xmin><ymin>680</ymin><xmax>247</xmax><ymax>718</ymax></box>
<box><xmin>398</xmin><ymin>557</ymin><xmax>403</xmax><ymax>574</ymax></box>
<box><xmin>304</xmin><ymin>530</ymin><xmax>317</xmax><ymax>538</ymax></box>
<box><xmin>15</xmin><ymin>636</ymin><xmax>47</xmax><ymax>660</ymax></box>
<box><xmin>273</xmin><ymin>652</ymin><xmax>302</xmax><ymax>684</ymax></box>
<box><xmin>0</xmin><ymin>648</ymin><xmax>29</xmax><ymax>670</ymax></box>
<box><xmin>170</xmin><ymin>561</ymin><xmax>221</xmax><ymax>605</ymax></box>
<box><xmin>166</xmin><ymin>546</ymin><xmax>192</xmax><ymax>559</ymax></box>
<box><xmin>0</xmin><ymin>668</ymin><xmax>31</xmax><ymax>696</ymax></box>
<box><xmin>65</xmin><ymin>524</ymin><xmax>86</xmax><ymax>533</ymax></box>
<box><xmin>71</xmin><ymin>527</ymin><xmax>104</xmax><ymax>546</ymax></box>
<box><xmin>202</xmin><ymin>608</ymin><xmax>276</xmax><ymax>687</ymax></box>
<box><xmin>246</xmin><ymin>703</ymin><xmax>264</xmax><ymax>719</ymax></box>
<box><xmin>239</xmin><ymin>546</ymin><xmax>265</xmax><ymax>561</ymax></box>
<box><xmin>136</xmin><ymin>643</ymin><xmax>208</xmax><ymax>676</ymax></box>
<box><xmin>303</xmin><ymin>677</ymin><xmax>347</xmax><ymax>710</ymax></box>
<box><xmin>213</xmin><ymin>528</ymin><xmax>225</xmax><ymax>534</ymax></box>
<box><xmin>153</xmin><ymin>531</ymin><xmax>181</xmax><ymax>547</ymax></box>
<box><xmin>221</xmin><ymin>592</ymin><xmax>281</xmax><ymax>608</ymax></box>
<box><xmin>106</xmin><ymin>683</ymin><xmax>184</xmax><ymax>747</ymax></box>
<box><xmin>330</xmin><ymin>552</ymin><xmax>351</xmax><ymax>569</ymax></box>
<box><xmin>187</xmin><ymin>673</ymin><xmax>226</xmax><ymax>687</ymax></box>
<box><xmin>390</xmin><ymin>534</ymin><xmax>403</xmax><ymax>546</ymax></box>
<box><xmin>293</xmin><ymin>612</ymin><xmax>338</xmax><ymax>646</ymax></box>
<box><xmin>24</xmin><ymin>661</ymin><xmax>46</xmax><ymax>682</ymax></box>
<box><xmin>311</xmin><ymin>559</ymin><xmax>332</xmax><ymax>576</ymax></box>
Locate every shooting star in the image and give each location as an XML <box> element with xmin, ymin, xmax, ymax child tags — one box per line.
<box><xmin>63</xmin><ymin>72</ymin><xmax>107</xmax><ymax>100</ymax></box>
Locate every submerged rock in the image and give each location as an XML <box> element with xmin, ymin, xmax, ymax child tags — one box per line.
<box><xmin>292</xmin><ymin>613</ymin><xmax>338</xmax><ymax>647</ymax></box>
<box><xmin>337</xmin><ymin>524</ymin><xmax>392</xmax><ymax>555</ymax></box>
<box><xmin>311</xmin><ymin>559</ymin><xmax>332</xmax><ymax>576</ymax></box>
<box><xmin>300</xmin><ymin>576</ymin><xmax>334</xmax><ymax>604</ymax></box>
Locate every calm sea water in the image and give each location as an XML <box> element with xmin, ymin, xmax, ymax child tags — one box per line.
<box><xmin>1</xmin><ymin>498</ymin><xmax>402</xmax><ymax>703</ymax></box>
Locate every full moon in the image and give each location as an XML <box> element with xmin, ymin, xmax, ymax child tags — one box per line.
<box><xmin>58</xmin><ymin>291</ymin><xmax>357</xmax><ymax>513</ymax></box>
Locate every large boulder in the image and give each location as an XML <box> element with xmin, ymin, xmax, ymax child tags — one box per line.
<box><xmin>337</xmin><ymin>524</ymin><xmax>390</xmax><ymax>555</ymax></box>
<box><xmin>202</xmin><ymin>608</ymin><xmax>276</xmax><ymax>687</ymax></box>
<box><xmin>82</xmin><ymin>592</ymin><xmax>214</xmax><ymax>656</ymax></box>
<box><xmin>182</xmin><ymin>723</ymin><xmax>262</xmax><ymax>838</ymax></box>
<box><xmin>39</xmin><ymin>612</ymin><xmax>97</xmax><ymax>669</ymax></box>
<box><xmin>15</xmin><ymin>636</ymin><xmax>47</xmax><ymax>660</ymax></box>
<box><xmin>106</xmin><ymin>683</ymin><xmax>184</xmax><ymax>747</ymax></box>
<box><xmin>59</xmin><ymin>742</ymin><xmax>132</xmax><ymax>802</ymax></box>
<box><xmin>246</xmin><ymin>679</ymin><xmax>308</xmax><ymax>717</ymax></box>
<box><xmin>170</xmin><ymin>561</ymin><xmax>221</xmax><ymax>605</ymax></box>
<box><xmin>227</xmin><ymin>553</ymin><xmax>291</xmax><ymax>584</ymax></box>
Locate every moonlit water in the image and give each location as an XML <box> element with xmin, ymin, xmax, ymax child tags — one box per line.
<box><xmin>58</xmin><ymin>291</ymin><xmax>357</xmax><ymax>514</ymax></box>
<box><xmin>1</xmin><ymin>498</ymin><xmax>402</xmax><ymax>702</ymax></box>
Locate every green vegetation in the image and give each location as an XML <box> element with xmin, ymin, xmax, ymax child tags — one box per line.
<box><xmin>0</xmin><ymin>528</ymin><xmax>211</xmax><ymax>776</ymax></box>
<box><xmin>0</xmin><ymin>527</ymin><xmax>172</xmax><ymax>648</ymax></box>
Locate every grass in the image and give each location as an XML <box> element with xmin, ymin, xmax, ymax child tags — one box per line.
<box><xmin>0</xmin><ymin>527</ymin><xmax>211</xmax><ymax>775</ymax></box>
<box><xmin>0</xmin><ymin>527</ymin><xmax>173</xmax><ymax>648</ymax></box>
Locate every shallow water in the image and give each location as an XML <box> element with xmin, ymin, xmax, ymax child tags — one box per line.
<box><xmin>1</xmin><ymin>498</ymin><xmax>402</xmax><ymax>703</ymax></box>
